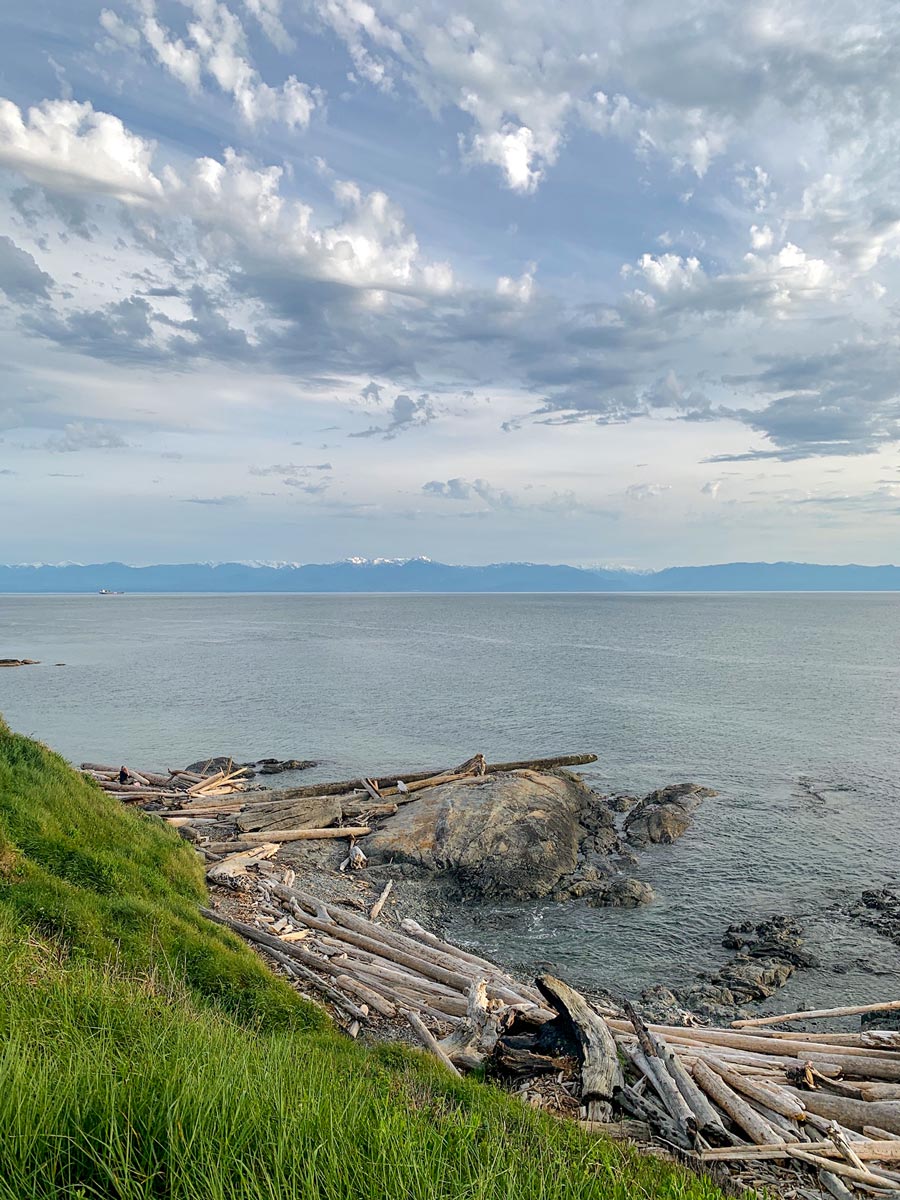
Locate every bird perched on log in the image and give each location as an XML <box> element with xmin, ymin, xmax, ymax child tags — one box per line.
<box><xmin>396</xmin><ymin>780</ymin><xmax>409</xmax><ymax>795</ymax></box>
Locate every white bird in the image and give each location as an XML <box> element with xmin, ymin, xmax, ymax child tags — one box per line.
<box><xmin>396</xmin><ymin>780</ymin><xmax>409</xmax><ymax>794</ymax></box>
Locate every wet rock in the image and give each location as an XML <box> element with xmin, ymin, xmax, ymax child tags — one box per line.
<box><xmin>365</xmin><ymin>770</ymin><xmax>592</xmax><ymax>900</ymax></box>
<box><xmin>624</xmin><ymin>782</ymin><xmax>716</xmax><ymax>847</ymax></box>
<box><xmin>723</xmin><ymin>915</ymin><xmax>819</xmax><ymax>968</ymax></box>
<box><xmin>586</xmin><ymin>877</ymin><xmax>655</xmax><ymax>908</ymax></box>
<box><xmin>0</xmin><ymin>658</ymin><xmax>39</xmax><ymax>667</ymax></box>
<box><xmin>255</xmin><ymin>758</ymin><xmax>318</xmax><ymax>774</ymax></box>
<box><xmin>714</xmin><ymin>957</ymin><xmax>795</xmax><ymax>1003</ymax></box>
<box><xmin>861</xmin><ymin>1009</ymin><xmax>900</xmax><ymax>1032</ymax></box>
<box><xmin>607</xmin><ymin>793</ymin><xmax>639</xmax><ymax>813</ymax></box>
<box><xmin>847</xmin><ymin>888</ymin><xmax>900</xmax><ymax>947</ymax></box>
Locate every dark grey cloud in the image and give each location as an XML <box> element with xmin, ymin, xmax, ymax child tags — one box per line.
<box><xmin>0</xmin><ymin>236</ymin><xmax>53</xmax><ymax>303</ymax></box>
<box><xmin>351</xmin><ymin>393</ymin><xmax>435</xmax><ymax>439</ymax></box>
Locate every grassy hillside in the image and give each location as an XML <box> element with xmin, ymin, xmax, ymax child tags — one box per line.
<box><xmin>0</xmin><ymin>718</ymin><xmax>732</xmax><ymax>1200</ymax></box>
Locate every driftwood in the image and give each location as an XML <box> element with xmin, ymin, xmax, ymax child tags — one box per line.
<box><xmin>251</xmin><ymin>752</ymin><xmax>597</xmax><ymax>803</ymax></box>
<box><xmin>733</xmin><ymin>999</ymin><xmax>900</xmax><ymax>1029</ymax></box>
<box><xmin>438</xmin><ymin>978</ymin><xmax>503</xmax><ymax>1070</ymax></box>
<box><xmin>786</xmin><ymin>1146</ymin><xmax>900</xmax><ymax>1190</ymax></box>
<box><xmin>782</xmin><ymin>1087</ymin><xmax>900</xmax><ymax>1135</ymax></box>
<box><xmin>206</xmin><ymin>843</ymin><xmax>279</xmax><ymax>886</ymax></box>
<box><xmin>402</xmin><ymin>1009</ymin><xmax>462</xmax><ymax>1076</ymax></box>
<box><xmin>369</xmin><ymin>880</ymin><xmax>393</xmax><ymax>921</ymax></box>
<box><xmin>691</xmin><ymin>1060</ymin><xmax>783</xmax><ymax>1145</ymax></box>
<box><xmin>701</xmin><ymin>1140</ymin><xmax>900</xmax><ymax>1163</ymax></box>
<box><xmin>536</xmin><ymin>975</ymin><xmax>623</xmax><ymax>1122</ymax></box>
<box><xmin>236</xmin><ymin>795</ymin><xmax>342</xmax><ymax>833</ymax></box>
<box><xmin>241</xmin><ymin>826</ymin><xmax>371</xmax><ymax>844</ymax></box>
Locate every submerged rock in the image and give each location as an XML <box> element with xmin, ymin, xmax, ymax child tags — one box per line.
<box><xmin>365</xmin><ymin>769</ymin><xmax>593</xmax><ymax>899</ymax></box>
<box><xmin>624</xmin><ymin>782</ymin><xmax>716</xmax><ymax>847</ymax></box>
<box><xmin>585</xmin><ymin>877</ymin><xmax>655</xmax><ymax>908</ymax></box>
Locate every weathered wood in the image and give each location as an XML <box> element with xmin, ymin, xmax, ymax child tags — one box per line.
<box><xmin>704</xmin><ymin>1059</ymin><xmax>806</xmax><ymax>1121</ymax></box>
<box><xmin>277</xmin><ymin>885</ymin><xmax>533</xmax><ymax>1006</ymax></box>
<box><xmin>654</xmin><ymin>1036</ymin><xmax>734</xmax><ymax>1142</ymax></box>
<box><xmin>536</xmin><ymin>974</ymin><xmax>623</xmax><ymax>1122</ymax></box>
<box><xmin>782</xmin><ymin>1088</ymin><xmax>900</xmax><ymax>1135</ymax></box>
<box><xmin>733</xmin><ymin>1000</ymin><xmax>900</xmax><ymax>1029</ymax></box>
<box><xmin>786</xmin><ymin>1146</ymin><xmax>900</xmax><ymax>1190</ymax></box>
<box><xmin>333</xmin><ymin>973</ymin><xmax>395</xmax><ymax>1017</ymax></box>
<box><xmin>615</xmin><ymin>1084</ymin><xmax>690</xmax><ymax>1148</ymax></box>
<box><xmin>251</xmin><ymin>753</ymin><xmax>597</xmax><ymax>803</ymax></box>
<box><xmin>399</xmin><ymin>918</ymin><xmax>545</xmax><ymax>1006</ymax></box>
<box><xmin>241</xmin><ymin>826</ymin><xmax>370</xmax><ymax>844</ymax></box>
<box><xmin>369</xmin><ymin>880</ymin><xmax>393</xmax><ymax>921</ymax></box>
<box><xmin>237</xmin><ymin>794</ymin><xmax>342</xmax><ymax>833</ymax></box>
<box><xmin>865</xmin><ymin>1126</ymin><xmax>900</xmax><ymax>1141</ymax></box>
<box><xmin>691</xmin><ymin>1060</ymin><xmax>783</xmax><ymax>1145</ymax></box>
<box><xmin>701</xmin><ymin>1140</ymin><xmax>900</xmax><ymax>1163</ymax></box>
<box><xmin>260</xmin><ymin>945</ymin><xmax>368</xmax><ymax>1021</ymax></box>
<box><xmin>438</xmin><ymin>978</ymin><xmax>503</xmax><ymax>1070</ymax></box>
<box><xmin>402</xmin><ymin>1009</ymin><xmax>462</xmax><ymax>1076</ymax></box>
<box><xmin>206</xmin><ymin>843</ymin><xmax>279</xmax><ymax>886</ymax></box>
<box><xmin>341</xmin><ymin>800</ymin><xmax>397</xmax><ymax>820</ymax></box>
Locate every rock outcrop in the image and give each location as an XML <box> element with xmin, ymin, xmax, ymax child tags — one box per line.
<box><xmin>365</xmin><ymin>769</ymin><xmax>594</xmax><ymax>899</ymax></box>
<box><xmin>624</xmin><ymin>782</ymin><xmax>715</xmax><ymax>847</ymax></box>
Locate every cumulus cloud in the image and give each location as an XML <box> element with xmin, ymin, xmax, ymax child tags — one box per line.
<box><xmin>351</xmin><ymin>393</ymin><xmax>435</xmax><ymax>438</ymax></box>
<box><xmin>103</xmin><ymin>0</ymin><xmax>320</xmax><ymax>129</ymax></box>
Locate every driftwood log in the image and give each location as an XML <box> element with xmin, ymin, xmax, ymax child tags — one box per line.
<box><xmin>536</xmin><ymin>975</ymin><xmax>623</xmax><ymax>1122</ymax></box>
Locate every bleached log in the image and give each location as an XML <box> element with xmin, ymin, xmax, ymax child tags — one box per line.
<box><xmin>653</xmin><ymin>1037</ymin><xmax>734</xmax><ymax>1142</ymax></box>
<box><xmin>625</xmin><ymin>1045</ymin><xmax>698</xmax><ymax>1140</ymax></box>
<box><xmin>438</xmin><ymin>978</ymin><xmax>503</xmax><ymax>1070</ymax></box>
<box><xmin>369</xmin><ymin>880</ymin><xmax>393</xmax><ymax>921</ymax></box>
<box><xmin>402</xmin><ymin>1010</ymin><xmax>462</xmax><ymax>1076</ymax></box>
<box><xmin>253</xmin><ymin>752</ymin><xmax>598</xmax><ymax>804</ymax></box>
<box><xmin>276</xmin><ymin>886</ymin><xmax>532</xmax><ymax>1006</ymax></box>
<box><xmin>260</xmin><ymin>945</ymin><xmax>367</xmax><ymax>1021</ymax></box>
<box><xmin>605</xmin><ymin>1018</ymin><xmax>900</xmax><ymax>1063</ymax></box>
<box><xmin>242</xmin><ymin>826</ymin><xmax>371</xmax><ymax>844</ymax></box>
<box><xmin>237</xmin><ymin>794</ymin><xmax>342</xmax><ymax>833</ymax></box>
<box><xmin>333</xmin><ymin>974</ymin><xmax>395</xmax><ymax>1017</ymax></box>
<box><xmin>206</xmin><ymin>843</ymin><xmax>279</xmax><ymax>886</ymax></box>
<box><xmin>399</xmin><ymin>918</ymin><xmax>545</xmax><ymax>1006</ymax></box>
<box><xmin>691</xmin><ymin>1060</ymin><xmax>783</xmax><ymax>1145</ymax></box>
<box><xmin>704</xmin><ymin>1060</ymin><xmax>806</xmax><ymax>1121</ymax></box>
<box><xmin>701</xmin><ymin>1139</ymin><xmax>900</xmax><ymax>1163</ymax></box>
<box><xmin>341</xmin><ymin>801</ymin><xmax>397</xmax><ymax>820</ymax></box>
<box><xmin>733</xmin><ymin>1000</ymin><xmax>900</xmax><ymax>1029</ymax></box>
<box><xmin>786</xmin><ymin>1146</ymin><xmax>900</xmax><ymax>1190</ymax></box>
<box><xmin>537</xmin><ymin>975</ymin><xmax>623</xmax><ymax>1122</ymax></box>
<box><xmin>782</xmin><ymin>1087</ymin><xmax>900</xmax><ymax>1135</ymax></box>
<box><xmin>865</xmin><ymin>1126</ymin><xmax>900</xmax><ymax>1141</ymax></box>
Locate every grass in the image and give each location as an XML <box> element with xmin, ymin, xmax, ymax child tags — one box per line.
<box><xmin>0</xmin><ymin>717</ymin><xmax>733</xmax><ymax>1200</ymax></box>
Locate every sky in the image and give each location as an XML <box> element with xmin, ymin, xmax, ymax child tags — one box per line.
<box><xmin>1</xmin><ymin>1</ymin><xmax>900</xmax><ymax>567</ymax></box>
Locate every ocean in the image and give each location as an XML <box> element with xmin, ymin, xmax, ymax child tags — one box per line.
<box><xmin>3</xmin><ymin>592</ymin><xmax>899</xmax><ymax>1009</ymax></box>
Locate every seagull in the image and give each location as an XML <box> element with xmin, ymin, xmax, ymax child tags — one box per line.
<box><xmin>396</xmin><ymin>780</ymin><xmax>409</xmax><ymax>794</ymax></box>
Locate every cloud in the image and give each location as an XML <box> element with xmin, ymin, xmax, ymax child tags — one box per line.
<box><xmin>352</xmin><ymin>393</ymin><xmax>435</xmax><ymax>438</ymax></box>
<box><xmin>0</xmin><ymin>237</ymin><xmax>53</xmax><ymax>302</ymax></box>
<box><xmin>181</xmin><ymin>494</ymin><xmax>245</xmax><ymax>505</ymax></box>
<box><xmin>0</xmin><ymin>98</ymin><xmax>163</xmax><ymax>203</ymax></box>
<box><xmin>625</xmin><ymin>482</ymin><xmax>670</xmax><ymax>500</ymax></box>
<box><xmin>701</xmin><ymin>479</ymin><xmax>721</xmax><ymax>498</ymax></box>
<box><xmin>43</xmin><ymin>422</ymin><xmax>129</xmax><ymax>452</ymax></box>
<box><xmin>103</xmin><ymin>0</ymin><xmax>320</xmax><ymax>129</ymax></box>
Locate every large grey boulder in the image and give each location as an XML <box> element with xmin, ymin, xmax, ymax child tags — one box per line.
<box><xmin>624</xmin><ymin>782</ymin><xmax>715</xmax><ymax>847</ymax></box>
<box><xmin>365</xmin><ymin>770</ymin><xmax>593</xmax><ymax>899</ymax></box>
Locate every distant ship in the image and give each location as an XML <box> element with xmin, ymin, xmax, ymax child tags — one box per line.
<box><xmin>98</xmin><ymin>589</ymin><xmax>124</xmax><ymax>595</ymax></box>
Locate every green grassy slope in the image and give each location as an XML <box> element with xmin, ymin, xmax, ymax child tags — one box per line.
<box><xmin>0</xmin><ymin>719</ymin><xmax>732</xmax><ymax>1200</ymax></box>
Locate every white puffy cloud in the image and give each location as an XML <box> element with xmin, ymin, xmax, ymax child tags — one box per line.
<box><xmin>104</xmin><ymin>0</ymin><xmax>320</xmax><ymax>128</ymax></box>
<box><xmin>0</xmin><ymin>98</ymin><xmax>162</xmax><ymax>203</ymax></box>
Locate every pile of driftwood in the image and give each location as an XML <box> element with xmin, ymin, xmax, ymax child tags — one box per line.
<box><xmin>201</xmin><ymin>856</ymin><xmax>900</xmax><ymax>1198</ymax></box>
<box><xmin>82</xmin><ymin>758</ymin><xmax>252</xmax><ymax>804</ymax></box>
<box><xmin>101</xmin><ymin>746</ymin><xmax>900</xmax><ymax>1195</ymax></box>
<box><xmin>94</xmin><ymin>750</ymin><xmax>597</xmax><ymax>840</ymax></box>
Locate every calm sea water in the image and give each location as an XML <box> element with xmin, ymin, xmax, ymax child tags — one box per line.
<box><xmin>3</xmin><ymin>593</ymin><xmax>900</xmax><ymax>1009</ymax></box>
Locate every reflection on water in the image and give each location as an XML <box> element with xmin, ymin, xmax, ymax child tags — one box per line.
<box><xmin>2</xmin><ymin>591</ymin><xmax>899</xmax><ymax>1007</ymax></box>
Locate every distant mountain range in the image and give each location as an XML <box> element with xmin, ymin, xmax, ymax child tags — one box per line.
<box><xmin>1</xmin><ymin>558</ymin><xmax>900</xmax><ymax>593</ymax></box>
